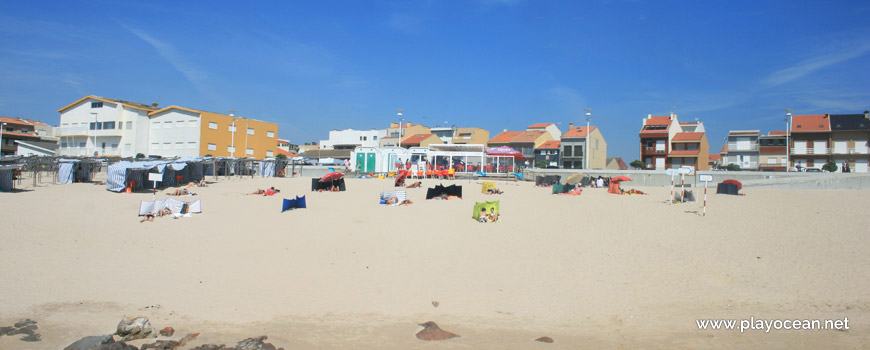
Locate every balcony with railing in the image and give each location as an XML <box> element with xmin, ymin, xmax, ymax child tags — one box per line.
<box><xmin>727</xmin><ymin>144</ymin><xmax>759</xmax><ymax>151</ymax></box>
<box><xmin>57</xmin><ymin>126</ymin><xmax>125</xmax><ymax>137</ymax></box>
<box><xmin>790</xmin><ymin>148</ymin><xmax>831</xmax><ymax>155</ymax></box>
<box><xmin>643</xmin><ymin>146</ymin><xmax>666</xmax><ymax>154</ymax></box>
<box><xmin>830</xmin><ymin>147</ymin><xmax>870</xmax><ymax>155</ymax></box>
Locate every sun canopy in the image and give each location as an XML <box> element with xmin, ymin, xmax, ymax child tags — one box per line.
<box><xmin>487</xmin><ymin>146</ymin><xmax>524</xmax><ymax>159</ymax></box>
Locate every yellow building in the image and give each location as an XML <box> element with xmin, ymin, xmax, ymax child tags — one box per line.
<box><xmin>452</xmin><ymin>127</ymin><xmax>490</xmax><ymax>145</ymax></box>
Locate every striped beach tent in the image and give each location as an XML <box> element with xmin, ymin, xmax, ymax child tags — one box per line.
<box><xmin>0</xmin><ymin>165</ymin><xmax>20</xmax><ymax>192</ymax></box>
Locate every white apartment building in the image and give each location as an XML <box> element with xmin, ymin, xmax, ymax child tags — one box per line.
<box><xmin>320</xmin><ymin>129</ymin><xmax>386</xmax><ymax>150</ymax></box>
<box><xmin>147</xmin><ymin>106</ymin><xmax>203</xmax><ymax>158</ymax></box>
<box><xmin>56</xmin><ymin>96</ymin><xmax>156</xmax><ymax>157</ymax></box>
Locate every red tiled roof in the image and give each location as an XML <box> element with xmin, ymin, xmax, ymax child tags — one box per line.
<box><xmin>669</xmin><ymin>149</ymin><xmax>700</xmax><ymax>156</ymax></box>
<box><xmin>791</xmin><ymin>114</ymin><xmax>830</xmax><ymax>132</ymax></box>
<box><xmin>527</xmin><ymin>123</ymin><xmax>554</xmax><ymax>129</ymax></box>
<box><xmin>646</xmin><ymin>116</ymin><xmax>671</xmax><ymax>125</ymax></box>
<box><xmin>709</xmin><ymin>154</ymin><xmax>722</xmax><ymax>161</ymax></box>
<box><xmin>0</xmin><ymin>116</ymin><xmax>46</xmax><ymax>127</ymax></box>
<box><xmin>402</xmin><ymin>133</ymin><xmax>434</xmax><ymax>145</ymax></box>
<box><xmin>512</xmin><ymin>130</ymin><xmax>546</xmax><ymax>143</ymax></box>
<box><xmin>537</xmin><ymin>140</ymin><xmax>561</xmax><ymax>149</ymax></box>
<box><xmin>721</xmin><ymin>144</ymin><xmax>727</xmax><ymax>153</ymax></box>
<box><xmin>769</xmin><ymin>130</ymin><xmax>790</xmax><ymax>136</ymax></box>
<box><xmin>671</xmin><ymin>132</ymin><xmax>704</xmax><ymax>141</ymax></box>
<box><xmin>0</xmin><ymin>131</ymin><xmax>40</xmax><ymax>139</ymax></box>
<box><xmin>276</xmin><ymin>148</ymin><xmax>297</xmax><ymax>157</ymax></box>
<box><xmin>489</xmin><ymin>131</ymin><xmax>523</xmax><ymax>143</ymax></box>
<box><xmin>563</xmin><ymin>126</ymin><xmax>597</xmax><ymax>138</ymax></box>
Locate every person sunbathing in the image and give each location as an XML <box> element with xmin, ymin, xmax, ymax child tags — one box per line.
<box><xmin>486</xmin><ymin>188</ymin><xmax>503</xmax><ymax>194</ymax></box>
<box><xmin>398</xmin><ymin>199</ymin><xmax>413</xmax><ymax>206</ymax></box>
<box><xmin>250</xmin><ymin>187</ymin><xmax>279</xmax><ymax>196</ymax></box>
<box><xmin>622</xmin><ymin>188</ymin><xmax>646</xmax><ymax>195</ymax></box>
<box><xmin>405</xmin><ymin>181</ymin><xmax>422</xmax><ymax>188</ymax></box>
<box><xmin>167</xmin><ymin>188</ymin><xmax>193</xmax><ymax>196</ymax></box>
<box><xmin>186</xmin><ymin>180</ymin><xmax>206</xmax><ymax>188</ymax></box>
<box><xmin>140</xmin><ymin>208</ymin><xmax>171</xmax><ymax>223</ymax></box>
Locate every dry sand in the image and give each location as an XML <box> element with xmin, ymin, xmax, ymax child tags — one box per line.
<box><xmin>1</xmin><ymin>175</ymin><xmax>868</xmax><ymax>349</ymax></box>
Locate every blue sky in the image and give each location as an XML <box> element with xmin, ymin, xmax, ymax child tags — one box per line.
<box><xmin>1</xmin><ymin>0</ymin><xmax>869</xmax><ymax>160</ymax></box>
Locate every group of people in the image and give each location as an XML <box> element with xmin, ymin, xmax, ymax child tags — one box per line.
<box><xmin>249</xmin><ymin>187</ymin><xmax>280</xmax><ymax>196</ymax></box>
<box><xmin>588</xmin><ymin>176</ymin><xmax>612</xmax><ymax>188</ymax></box>
<box><xmin>384</xmin><ymin>197</ymin><xmax>414</xmax><ymax>206</ymax></box>
<box><xmin>478</xmin><ymin>207</ymin><xmax>499</xmax><ymax>223</ymax></box>
<box><xmin>316</xmin><ymin>184</ymin><xmax>341</xmax><ymax>192</ymax></box>
<box><xmin>140</xmin><ymin>208</ymin><xmax>172</xmax><ymax>223</ymax></box>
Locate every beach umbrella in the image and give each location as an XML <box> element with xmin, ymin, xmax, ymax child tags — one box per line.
<box><xmin>320</xmin><ymin>172</ymin><xmax>344</xmax><ymax>182</ymax></box>
<box><xmin>611</xmin><ymin>176</ymin><xmax>632</xmax><ymax>183</ymax></box>
<box><xmin>562</xmin><ymin>173</ymin><xmax>585</xmax><ymax>185</ymax></box>
<box><xmin>722</xmin><ymin>179</ymin><xmax>742</xmax><ymax>190</ymax></box>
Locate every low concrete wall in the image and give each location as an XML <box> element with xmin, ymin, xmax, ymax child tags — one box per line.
<box><xmin>523</xmin><ymin>169</ymin><xmax>870</xmax><ymax>190</ymax></box>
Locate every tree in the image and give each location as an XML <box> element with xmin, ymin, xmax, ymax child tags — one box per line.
<box><xmin>629</xmin><ymin>160</ymin><xmax>645</xmax><ymax>169</ymax></box>
<box><xmin>725</xmin><ymin>164</ymin><xmax>741</xmax><ymax>171</ymax></box>
<box><xmin>135</xmin><ymin>153</ymin><xmax>145</xmax><ymax>159</ymax></box>
<box><xmin>822</xmin><ymin>161</ymin><xmax>838</xmax><ymax>173</ymax></box>
<box><xmin>275</xmin><ymin>153</ymin><xmax>287</xmax><ymax>160</ymax></box>
<box><xmin>535</xmin><ymin>160</ymin><xmax>548</xmax><ymax>168</ymax></box>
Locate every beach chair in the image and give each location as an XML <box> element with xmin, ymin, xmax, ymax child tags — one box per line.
<box><xmin>447</xmin><ymin>168</ymin><xmax>455</xmax><ymax>179</ymax></box>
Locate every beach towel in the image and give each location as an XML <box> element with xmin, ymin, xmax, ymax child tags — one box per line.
<box><xmin>139</xmin><ymin>198</ymin><xmax>202</xmax><ymax>216</ymax></box>
<box><xmin>716</xmin><ymin>183</ymin><xmax>739</xmax><ymax>195</ymax></box>
<box><xmin>380</xmin><ymin>190</ymin><xmax>407</xmax><ymax>205</ymax></box>
<box><xmin>481</xmin><ymin>181</ymin><xmax>496</xmax><ymax>194</ymax></box>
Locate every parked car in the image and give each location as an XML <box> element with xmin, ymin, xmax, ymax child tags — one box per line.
<box><xmin>805</xmin><ymin>168</ymin><xmax>822</xmax><ymax>172</ymax></box>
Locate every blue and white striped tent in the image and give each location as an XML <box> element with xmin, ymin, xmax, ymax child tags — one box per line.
<box><xmin>0</xmin><ymin>165</ymin><xmax>21</xmax><ymax>192</ymax></box>
<box><xmin>57</xmin><ymin>159</ymin><xmax>95</xmax><ymax>184</ymax></box>
<box><xmin>106</xmin><ymin>158</ymin><xmax>209</xmax><ymax>192</ymax></box>
<box><xmin>260</xmin><ymin>159</ymin><xmax>276</xmax><ymax>177</ymax></box>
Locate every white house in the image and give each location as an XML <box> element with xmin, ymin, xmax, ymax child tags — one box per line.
<box><xmin>57</xmin><ymin>96</ymin><xmax>156</xmax><ymax>157</ymax></box>
<box><xmin>320</xmin><ymin>129</ymin><xmax>387</xmax><ymax>150</ymax></box>
<box><xmin>146</xmin><ymin>106</ymin><xmax>203</xmax><ymax>158</ymax></box>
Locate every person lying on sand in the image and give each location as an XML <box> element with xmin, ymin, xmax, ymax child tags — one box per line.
<box><xmin>486</xmin><ymin>188</ymin><xmax>503</xmax><ymax>194</ymax></box>
<box><xmin>167</xmin><ymin>188</ymin><xmax>194</xmax><ymax>196</ymax></box>
<box><xmin>249</xmin><ymin>187</ymin><xmax>279</xmax><ymax>196</ymax></box>
<box><xmin>621</xmin><ymin>188</ymin><xmax>647</xmax><ymax>195</ymax></box>
<box><xmin>140</xmin><ymin>208</ymin><xmax>171</xmax><ymax>223</ymax></box>
<box><xmin>405</xmin><ymin>181</ymin><xmax>422</xmax><ymax>188</ymax></box>
<box><xmin>385</xmin><ymin>197</ymin><xmax>414</xmax><ymax>205</ymax></box>
<box><xmin>186</xmin><ymin>180</ymin><xmax>206</xmax><ymax>188</ymax></box>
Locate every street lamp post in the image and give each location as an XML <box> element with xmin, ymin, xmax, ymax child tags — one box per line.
<box><xmin>397</xmin><ymin>109</ymin><xmax>404</xmax><ymax>149</ymax></box>
<box><xmin>785</xmin><ymin>109</ymin><xmax>792</xmax><ymax>172</ymax></box>
<box><xmin>584</xmin><ymin>108</ymin><xmax>592</xmax><ymax>169</ymax></box>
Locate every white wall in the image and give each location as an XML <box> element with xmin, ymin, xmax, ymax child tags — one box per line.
<box><xmin>320</xmin><ymin>129</ymin><xmax>386</xmax><ymax>149</ymax></box>
<box><xmin>148</xmin><ymin>109</ymin><xmax>201</xmax><ymax>158</ymax></box>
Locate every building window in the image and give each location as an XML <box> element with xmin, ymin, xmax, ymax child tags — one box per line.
<box><xmin>176</xmin><ymin>121</ymin><xmax>184</xmax><ymax>128</ymax></box>
<box><xmin>176</xmin><ymin>142</ymin><xmax>183</xmax><ymax>149</ymax></box>
<box><xmin>89</xmin><ymin>122</ymin><xmax>102</xmax><ymax>130</ymax></box>
<box><xmin>126</xmin><ymin>121</ymin><xmax>132</xmax><ymax>130</ymax></box>
<box><xmin>61</xmin><ymin>142</ymin><xmax>67</xmax><ymax>148</ymax></box>
<box><xmin>267</xmin><ymin>131</ymin><xmax>274</xmax><ymax>138</ymax></box>
<box><xmin>152</xmin><ymin>143</ymin><xmax>160</xmax><ymax>149</ymax></box>
<box><xmin>79</xmin><ymin>142</ymin><xmax>85</xmax><ymax>148</ymax></box>
<box><xmin>189</xmin><ymin>120</ymin><xmax>197</xmax><ymax>128</ymax></box>
<box><xmin>373</xmin><ymin>136</ymin><xmax>378</xmax><ymax>140</ymax></box>
<box><xmin>102</xmin><ymin>121</ymin><xmax>115</xmax><ymax>130</ymax></box>
<box><xmin>247</xmin><ymin>128</ymin><xmax>254</xmax><ymax>135</ymax></box>
<box><xmin>246</xmin><ymin>148</ymin><xmax>253</xmax><ymax>155</ymax></box>
<box><xmin>164</xmin><ymin>142</ymin><xmax>170</xmax><ymax>149</ymax></box>
<box><xmin>188</xmin><ymin>142</ymin><xmax>196</xmax><ymax>149</ymax></box>
<box><xmin>164</xmin><ymin>121</ymin><xmax>172</xmax><ymax>128</ymax></box>
<box><xmin>207</xmin><ymin>143</ymin><xmax>216</xmax><ymax>151</ymax></box>
<box><xmin>229</xmin><ymin>125</ymin><xmax>236</xmax><ymax>132</ymax></box>
<box><xmin>91</xmin><ymin>102</ymin><xmax>103</xmax><ymax>108</ymax></box>
<box><xmin>266</xmin><ymin>150</ymin><xmax>274</xmax><ymax>157</ymax></box>
<box><xmin>228</xmin><ymin>146</ymin><xmax>235</xmax><ymax>153</ymax></box>
<box><xmin>111</xmin><ymin>143</ymin><xmax>118</xmax><ymax>149</ymax></box>
<box><xmin>209</xmin><ymin>122</ymin><xmax>217</xmax><ymax>130</ymax></box>
<box><xmin>563</xmin><ymin>146</ymin><xmax>572</xmax><ymax>156</ymax></box>
<box><xmin>125</xmin><ymin>143</ymin><xmax>131</xmax><ymax>150</ymax></box>
<box><xmin>151</xmin><ymin>122</ymin><xmax>159</xmax><ymax>129</ymax></box>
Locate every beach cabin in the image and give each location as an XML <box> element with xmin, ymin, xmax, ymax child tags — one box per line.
<box><xmin>352</xmin><ymin>147</ymin><xmax>378</xmax><ymax>173</ymax></box>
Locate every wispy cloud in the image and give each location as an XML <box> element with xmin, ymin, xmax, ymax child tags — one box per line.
<box><xmin>122</xmin><ymin>25</ymin><xmax>214</xmax><ymax>99</ymax></box>
<box><xmin>545</xmin><ymin>86</ymin><xmax>587</xmax><ymax>112</ymax></box>
<box><xmin>761</xmin><ymin>43</ymin><xmax>870</xmax><ymax>87</ymax></box>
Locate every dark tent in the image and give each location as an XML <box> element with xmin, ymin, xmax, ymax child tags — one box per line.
<box><xmin>716</xmin><ymin>183</ymin><xmax>739</xmax><ymax>195</ymax></box>
<box><xmin>311</xmin><ymin>177</ymin><xmax>346</xmax><ymax>191</ymax></box>
<box><xmin>552</xmin><ymin>182</ymin><xmax>574</xmax><ymax>194</ymax></box>
<box><xmin>426</xmin><ymin>184</ymin><xmax>462</xmax><ymax>199</ymax></box>
<box><xmin>535</xmin><ymin>175</ymin><xmax>561</xmax><ymax>187</ymax></box>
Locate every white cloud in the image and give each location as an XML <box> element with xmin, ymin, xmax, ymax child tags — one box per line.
<box><xmin>761</xmin><ymin>43</ymin><xmax>870</xmax><ymax>87</ymax></box>
<box><xmin>123</xmin><ymin>25</ymin><xmax>213</xmax><ymax>98</ymax></box>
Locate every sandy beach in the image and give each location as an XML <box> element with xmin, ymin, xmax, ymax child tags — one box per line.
<box><xmin>1</xmin><ymin>176</ymin><xmax>868</xmax><ymax>349</ymax></box>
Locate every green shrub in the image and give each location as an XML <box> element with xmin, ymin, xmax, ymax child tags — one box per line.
<box><xmin>629</xmin><ymin>160</ymin><xmax>645</xmax><ymax>169</ymax></box>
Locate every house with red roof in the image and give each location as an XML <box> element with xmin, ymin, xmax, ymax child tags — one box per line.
<box><xmin>639</xmin><ymin>114</ymin><xmax>709</xmax><ymax>170</ymax></box>
<box><xmin>828</xmin><ymin>113</ymin><xmax>870</xmax><ymax>173</ymax></box>
<box><xmin>560</xmin><ymin>122</ymin><xmax>608</xmax><ymax>169</ymax></box>
<box><xmin>534</xmin><ymin>140</ymin><xmax>561</xmax><ymax>168</ymax></box>
<box><xmin>488</xmin><ymin>130</ymin><xmax>553</xmax><ymax>159</ymax></box>
<box><xmin>400</xmin><ymin>133</ymin><xmax>443</xmax><ymax>148</ymax></box>
<box><xmin>758</xmin><ymin>131</ymin><xmax>788</xmax><ymax>171</ymax></box>
<box><xmin>790</xmin><ymin>114</ymin><xmax>831</xmax><ymax>170</ymax></box>
<box><xmin>0</xmin><ymin>116</ymin><xmax>55</xmax><ymax>156</ymax></box>
<box><xmin>526</xmin><ymin>123</ymin><xmax>562</xmax><ymax>140</ymax></box>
